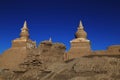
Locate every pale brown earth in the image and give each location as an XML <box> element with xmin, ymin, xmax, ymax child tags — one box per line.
<box><xmin>0</xmin><ymin>41</ymin><xmax>120</xmax><ymax>80</ymax></box>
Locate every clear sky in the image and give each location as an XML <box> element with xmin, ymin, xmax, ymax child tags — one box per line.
<box><xmin>0</xmin><ymin>0</ymin><xmax>120</xmax><ymax>53</ymax></box>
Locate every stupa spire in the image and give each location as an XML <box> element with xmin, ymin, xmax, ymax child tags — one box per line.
<box><xmin>22</xmin><ymin>21</ymin><xmax>28</xmax><ymax>31</ymax></box>
<box><xmin>75</xmin><ymin>20</ymin><xmax>87</xmax><ymax>39</ymax></box>
<box><xmin>78</xmin><ymin>20</ymin><xmax>84</xmax><ymax>29</ymax></box>
<box><xmin>20</xmin><ymin>21</ymin><xmax>29</xmax><ymax>39</ymax></box>
<box><xmin>49</xmin><ymin>37</ymin><xmax>52</xmax><ymax>42</ymax></box>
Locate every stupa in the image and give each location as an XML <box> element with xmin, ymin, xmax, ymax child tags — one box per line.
<box><xmin>65</xmin><ymin>21</ymin><xmax>91</xmax><ymax>60</ymax></box>
<box><xmin>0</xmin><ymin>21</ymin><xmax>36</xmax><ymax>70</ymax></box>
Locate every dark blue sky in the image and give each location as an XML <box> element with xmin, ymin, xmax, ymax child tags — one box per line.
<box><xmin>0</xmin><ymin>0</ymin><xmax>120</xmax><ymax>53</ymax></box>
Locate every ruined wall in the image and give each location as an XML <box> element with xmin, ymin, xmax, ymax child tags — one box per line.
<box><xmin>107</xmin><ymin>45</ymin><xmax>120</xmax><ymax>54</ymax></box>
<box><xmin>91</xmin><ymin>45</ymin><xmax>120</xmax><ymax>56</ymax></box>
<box><xmin>37</xmin><ymin>41</ymin><xmax>66</xmax><ymax>64</ymax></box>
<box><xmin>64</xmin><ymin>45</ymin><xmax>120</xmax><ymax>61</ymax></box>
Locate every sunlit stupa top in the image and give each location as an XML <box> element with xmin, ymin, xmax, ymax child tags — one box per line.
<box><xmin>20</xmin><ymin>21</ymin><xmax>29</xmax><ymax>40</ymax></box>
<box><xmin>49</xmin><ymin>37</ymin><xmax>52</xmax><ymax>42</ymax></box>
<box><xmin>75</xmin><ymin>20</ymin><xmax>87</xmax><ymax>39</ymax></box>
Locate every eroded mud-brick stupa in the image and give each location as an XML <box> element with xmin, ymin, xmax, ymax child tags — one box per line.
<box><xmin>0</xmin><ymin>21</ymin><xmax>36</xmax><ymax>69</ymax></box>
<box><xmin>64</xmin><ymin>21</ymin><xmax>91</xmax><ymax>60</ymax></box>
<box><xmin>64</xmin><ymin>21</ymin><xmax>120</xmax><ymax>60</ymax></box>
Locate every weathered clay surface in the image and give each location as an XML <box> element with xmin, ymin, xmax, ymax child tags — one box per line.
<box><xmin>0</xmin><ymin>41</ymin><xmax>120</xmax><ymax>80</ymax></box>
<box><xmin>1</xmin><ymin>48</ymin><xmax>120</xmax><ymax>80</ymax></box>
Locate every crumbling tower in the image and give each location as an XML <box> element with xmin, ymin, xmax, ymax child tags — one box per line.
<box><xmin>0</xmin><ymin>21</ymin><xmax>36</xmax><ymax>69</ymax></box>
<box><xmin>65</xmin><ymin>21</ymin><xmax>91</xmax><ymax>60</ymax></box>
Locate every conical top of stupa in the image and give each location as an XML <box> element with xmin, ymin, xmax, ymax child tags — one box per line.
<box><xmin>78</xmin><ymin>20</ymin><xmax>84</xmax><ymax>29</ymax></box>
<box><xmin>75</xmin><ymin>20</ymin><xmax>87</xmax><ymax>39</ymax></box>
<box><xmin>49</xmin><ymin>37</ymin><xmax>52</xmax><ymax>42</ymax></box>
<box><xmin>22</xmin><ymin>21</ymin><xmax>28</xmax><ymax>30</ymax></box>
<box><xmin>20</xmin><ymin>21</ymin><xmax>29</xmax><ymax>39</ymax></box>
